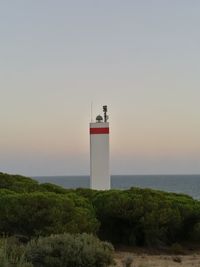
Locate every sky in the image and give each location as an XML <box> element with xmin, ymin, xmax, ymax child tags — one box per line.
<box><xmin>0</xmin><ymin>0</ymin><xmax>200</xmax><ymax>176</ymax></box>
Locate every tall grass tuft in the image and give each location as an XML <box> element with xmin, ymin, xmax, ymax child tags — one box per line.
<box><xmin>0</xmin><ymin>237</ymin><xmax>33</xmax><ymax>267</ymax></box>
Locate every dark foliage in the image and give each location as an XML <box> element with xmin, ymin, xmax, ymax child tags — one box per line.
<box><xmin>1</xmin><ymin>172</ymin><xmax>200</xmax><ymax>247</ymax></box>
<box><xmin>0</xmin><ymin>173</ymin><xmax>99</xmax><ymax>238</ymax></box>
<box><xmin>90</xmin><ymin>188</ymin><xmax>200</xmax><ymax>246</ymax></box>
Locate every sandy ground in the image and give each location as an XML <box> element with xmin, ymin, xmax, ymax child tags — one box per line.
<box><xmin>113</xmin><ymin>251</ymin><xmax>200</xmax><ymax>267</ymax></box>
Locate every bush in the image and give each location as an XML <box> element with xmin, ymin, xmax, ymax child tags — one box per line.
<box><xmin>0</xmin><ymin>192</ymin><xmax>99</xmax><ymax>237</ymax></box>
<box><xmin>25</xmin><ymin>233</ymin><xmax>114</xmax><ymax>267</ymax></box>
<box><xmin>89</xmin><ymin>188</ymin><xmax>200</xmax><ymax>246</ymax></box>
<box><xmin>189</xmin><ymin>222</ymin><xmax>200</xmax><ymax>241</ymax></box>
<box><xmin>0</xmin><ymin>173</ymin><xmax>39</xmax><ymax>193</ymax></box>
<box><xmin>2</xmin><ymin>172</ymin><xmax>200</xmax><ymax>248</ymax></box>
<box><xmin>122</xmin><ymin>255</ymin><xmax>134</xmax><ymax>267</ymax></box>
<box><xmin>38</xmin><ymin>183</ymin><xmax>69</xmax><ymax>194</ymax></box>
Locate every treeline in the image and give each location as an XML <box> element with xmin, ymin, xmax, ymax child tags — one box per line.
<box><xmin>0</xmin><ymin>173</ymin><xmax>98</xmax><ymax>238</ymax></box>
<box><xmin>1</xmin><ymin>172</ymin><xmax>200</xmax><ymax>247</ymax></box>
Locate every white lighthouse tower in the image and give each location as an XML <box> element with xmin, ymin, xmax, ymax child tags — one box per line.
<box><xmin>90</xmin><ymin>105</ymin><xmax>110</xmax><ymax>190</ymax></box>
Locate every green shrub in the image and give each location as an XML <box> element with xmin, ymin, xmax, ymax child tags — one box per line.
<box><xmin>0</xmin><ymin>192</ymin><xmax>99</xmax><ymax>237</ymax></box>
<box><xmin>2</xmin><ymin>172</ymin><xmax>200</xmax><ymax>248</ymax></box>
<box><xmin>38</xmin><ymin>183</ymin><xmax>68</xmax><ymax>194</ymax></box>
<box><xmin>90</xmin><ymin>188</ymin><xmax>200</xmax><ymax>246</ymax></box>
<box><xmin>25</xmin><ymin>233</ymin><xmax>114</xmax><ymax>267</ymax></box>
<box><xmin>189</xmin><ymin>222</ymin><xmax>200</xmax><ymax>241</ymax></box>
<box><xmin>0</xmin><ymin>173</ymin><xmax>39</xmax><ymax>193</ymax></box>
<box><xmin>122</xmin><ymin>255</ymin><xmax>134</xmax><ymax>267</ymax></box>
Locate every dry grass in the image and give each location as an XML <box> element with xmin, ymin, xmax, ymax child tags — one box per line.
<box><xmin>113</xmin><ymin>251</ymin><xmax>200</xmax><ymax>267</ymax></box>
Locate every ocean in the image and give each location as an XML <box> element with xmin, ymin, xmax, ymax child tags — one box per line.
<box><xmin>34</xmin><ymin>175</ymin><xmax>200</xmax><ymax>199</ymax></box>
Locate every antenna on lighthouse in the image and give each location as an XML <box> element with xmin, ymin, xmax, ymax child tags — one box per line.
<box><xmin>103</xmin><ymin>105</ymin><xmax>108</xmax><ymax>122</ymax></box>
<box><xmin>91</xmin><ymin>101</ymin><xmax>93</xmax><ymax>122</ymax></box>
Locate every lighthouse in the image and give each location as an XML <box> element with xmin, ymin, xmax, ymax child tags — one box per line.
<box><xmin>90</xmin><ymin>105</ymin><xmax>110</xmax><ymax>190</ymax></box>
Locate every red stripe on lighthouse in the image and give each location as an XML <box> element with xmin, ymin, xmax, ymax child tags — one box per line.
<box><xmin>90</xmin><ymin>128</ymin><xmax>109</xmax><ymax>134</ymax></box>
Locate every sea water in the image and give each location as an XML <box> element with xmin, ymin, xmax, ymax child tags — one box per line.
<box><xmin>34</xmin><ymin>175</ymin><xmax>200</xmax><ymax>199</ymax></box>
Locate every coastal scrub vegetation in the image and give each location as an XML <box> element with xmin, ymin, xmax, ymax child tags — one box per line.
<box><xmin>89</xmin><ymin>188</ymin><xmax>200</xmax><ymax>246</ymax></box>
<box><xmin>25</xmin><ymin>233</ymin><xmax>114</xmax><ymax>267</ymax></box>
<box><xmin>0</xmin><ymin>234</ymin><xmax>114</xmax><ymax>267</ymax></box>
<box><xmin>0</xmin><ymin>172</ymin><xmax>200</xmax><ymax>249</ymax></box>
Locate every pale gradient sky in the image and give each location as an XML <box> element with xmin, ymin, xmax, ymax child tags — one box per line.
<box><xmin>0</xmin><ymin>0</ymin><xmax>200</xmax><ymax>176</ymax></box>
